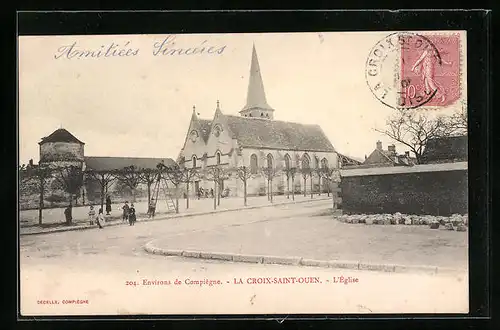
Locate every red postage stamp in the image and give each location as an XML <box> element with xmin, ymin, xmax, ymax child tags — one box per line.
<box><xmin>400</xmin><ymin>34</ymin><xmax>461</xmax><ymax>108</ymax></box>
<box><xmin>365</xmin><ymin>32</ymin><xmax>463</xmax><ymax>110</ymax></box>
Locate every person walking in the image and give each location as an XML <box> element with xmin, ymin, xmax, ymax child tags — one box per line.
<box><xmin>128</xmin><ymin>203</ymin><xmax>136</xmax><ymax>226</ymax></box>
<box><xmin>97</xmin><ymin>208</ymin><xmax>105</xmax><ymax>229</ymax></box>
<box><xmin>105</xmin><ymin>195</ymin><xmax>112</xmax><ymax>215</ymax></box>
<box><xmin>88</xmin><ymin>205</ymin><xmax>96</xmax><ymax>226</ymax></box>
<box><xmin>64</xmin><ymin>204</ymin><xmax>72</xmax><ymax>224</ymax></box>
<box><xmin>122</xmin><ymin>201</ymin><xmax>130</xmax><ymax>223</ymax></box>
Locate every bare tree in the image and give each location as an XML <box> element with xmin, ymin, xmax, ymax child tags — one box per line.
<box><xmin>204</xmin><ymin>165</ymin><xmax>230</xmax><ymax>210</ymax></box>
<box><xmin>235</xmin><ymin>166</ymin><xmax>253</xmax><ymax>206</ymax></box>
<box><xmin>283</xmin><ymin>167</ymin><xmax>298</xmax><ymax>201</ymax></box>
<box><xmin>115</xmin><ymin>165</ymin><xmax>142</xmax><ymax>202</ymax></box>
<box><xmin>300</xmin><ymin>167</ymin><xmax>312</xmax><ymax>198</ymax></box>
<box><xmin>261</xmin><ymin>165</ymin><xmax>281</xmax><ymax>203</ymax></box>
<box><xmin>319</xmin><ymin>166</ymin><xmax>341</xmax><ymax>210</ymax></box>
<box><xmin>53</xmin><ymin>164</ymin><xmax>84</xmax><ymax>225</ymax></box>
<box><xmin>19</xmin><ymin>163</ymin><xmax>53</xmax><ymax>225</ymax></box>
<box><xmin>375</xmin><ymin>108</ymin><xmax>467</xmax><ymax>164</ymax></box>
<box><xmin>139</xmin><ymin>168</ymin><xmax>157</xmax><ymax>205</ymax></box>
<box><xmin>180</xmin><ymin>167</ymin><xmax>199</xmax><ymax>209</ymax></box>
<box><xmin>85</xmin><ymin>169</ymin><xmax>117</xmax><ymax>211</ymax></box>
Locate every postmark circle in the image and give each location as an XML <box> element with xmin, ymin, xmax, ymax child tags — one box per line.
<box><xmin>365</xmin><ymin>32</ymin><xmax>441</xmax><ymax>110</ymax></box>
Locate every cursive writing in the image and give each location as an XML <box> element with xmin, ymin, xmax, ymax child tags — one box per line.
<box><xmin>54</xmin><ymin>41</ymin><xmax>139</xmax><ymax>59</ymax></box>
<box><xmin>54</xmin><ymin>36</ymin><xmax>227</xmax><ymax>60</ymax></box>
<box><xmin>152</xmin><ymin>35</ymin><xmax>226</xmax><ymax>56</ymax></box>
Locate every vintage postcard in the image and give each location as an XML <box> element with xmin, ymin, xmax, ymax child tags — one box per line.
<box><xmin>18</xmin><ymin>31</ymin><xmax>468</xmax><ymax>316</ymax></box>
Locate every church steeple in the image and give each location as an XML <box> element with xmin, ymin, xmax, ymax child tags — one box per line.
<box><xmin>240</xmin><ymin>44</ymin><xmax>274</xmax><ymax>120</ymax></box>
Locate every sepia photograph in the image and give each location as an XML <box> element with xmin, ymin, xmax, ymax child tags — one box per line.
<box><xmin>18</xmin><ymin>30</ymin><xmax>469</xmax><ymax>315</ymax></box>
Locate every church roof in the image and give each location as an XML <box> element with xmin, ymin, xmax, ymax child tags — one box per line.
<box><xmin>84</xmin><ymin>156</ymin><xmax>176</xmax><ymax>171</ymax></box>
<box><xmin>39</xmin><ymin>128</ymin><xmax>85</xmax><ymax>145</ymax></box>
<box><xmin>224</xmin><ymin>115</ymin><xmax>335</xmax><ymax>152</ymax></box>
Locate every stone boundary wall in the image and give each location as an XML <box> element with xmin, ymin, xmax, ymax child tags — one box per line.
<box><xmin>340</xmin><ymin>162</ymin><xmax>468</xmax><ymax>216</ymax></box>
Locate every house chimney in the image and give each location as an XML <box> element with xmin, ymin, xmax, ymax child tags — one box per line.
<box><xmin>29</xmin><ymin>159</ymin><xmax>33</xmax><ymax>166</ymax></box>
<box><xmin>376</xmin><ymin>141</ymin><xmax>382</xmax><ymax>150</ymax></box>
<box><xmin>405</xmin><ymin>151</ymin><xmax>410</xmax><ymax>157</ymax></box>
<box><xmin>388</xmin><ymin>144</ymin><xmax>396</xmax><ymax>154</ymax></box>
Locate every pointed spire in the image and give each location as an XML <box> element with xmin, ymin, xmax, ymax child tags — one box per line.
<box><xmin>240</xmin><ymin>44</ymin><xmax>273</xmax><ymax>114</ymax></box>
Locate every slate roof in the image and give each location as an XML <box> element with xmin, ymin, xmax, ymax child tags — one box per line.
<box><xmin>39</xmin><ymin>129</ymin><xmax>85</xmax><ymax>145</ymax></box>
<box><xmin>338</xmin><ymin>153</ymin><xmax>363</xmax><ymax>166</ymax></box>
<box><xmin>421</xmin><ymin>136</ymin><xmax>468</xmax><ymax>164</ymax></box>
<box><xmin>223</xmin><ymin>115</ymin><xmax>335</xmax><ymax>152</ymax></box>
<box><xmin>84</xmin><ymin>156</ymin><xmax>176</xmax><ymax>171</ymax></box>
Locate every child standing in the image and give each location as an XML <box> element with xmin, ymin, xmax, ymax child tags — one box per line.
<box><xmin>122</xmin><ymin>201</ymin><xmax>130</xmax><ymax>223</ymax></box>
<box><xmin>88</xmin><ymin>205</ymin><xmax>96</xmax><ymax>225</ymax></box>
<box><xmin>97</xmin><ymin>208</ymin><xmax>105</xmax><ymax>229</ymax></box>
<box><xmin>128</xmin><ymin>203</ymin><xmax>136</xmax><ymax>226</ymax></box>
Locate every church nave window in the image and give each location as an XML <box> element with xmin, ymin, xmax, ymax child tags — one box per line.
<box><xmin>216</xmin><ymin>152</ymin><xmax>221</xmax><ymax>165</ymax></box>
<box><xmin>250</xmin><ymin>154</ymin><xmax>258</xmax><ymax>174</ymax></box>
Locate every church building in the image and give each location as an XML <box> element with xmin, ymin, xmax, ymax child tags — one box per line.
<box><xmin>178</xmin><ymin>45</ymin><xmax>339</xmax><ymax>197</ymax></box>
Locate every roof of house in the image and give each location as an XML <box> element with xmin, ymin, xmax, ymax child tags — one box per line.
<box><xmin>39</xmin><ymin>128</ymin><xmax>85</xmax><ymax>145</ymax></box>
<box><xmin>421</xmin><ymin>135</ymin><xmax>468</xmax><ymax>163</ymax></box>
<box><xmin>338</xmin><ymin>153</ymin><xmax>363</xmax><ymax>166</ymax></box>
<box><xmin>84</xmin><ymin>156</ymin><xmax>176</xmax><ymax>171</ymax></box>
<box><xmin>222</xmin><ymin>115</ymin><xmax>335</xmax><ymax>152</ymax></box>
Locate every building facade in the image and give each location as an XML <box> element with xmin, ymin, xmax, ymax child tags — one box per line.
<box><xmin>178</xmin><ymin>45</ymin><xmax>339</xmax><ymax>197</ymax></box>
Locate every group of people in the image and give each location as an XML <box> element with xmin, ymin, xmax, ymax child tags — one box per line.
<box><xmin>87</xmin><ymin>205</ymin><xmax>105</xmax><ymax>229</ymax></box>
<box><xmin>197</xmin><ymin>187</ymin><xmax>214</xmax><ymax>199</ymax></box>
<box><xmin>121</xmin><ymin>201</ymin><xmax>137</xmax><ymax>226</ymax></box>
<box><xmin>88</xmin><ymin>198</ymin><xmax>137</xmax><ymax>228</ymax></box>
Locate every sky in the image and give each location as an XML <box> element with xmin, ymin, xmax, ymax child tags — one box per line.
<box><xmin>18</xmin><ymin>32</ymin><xmax>466</xmax><ymax>165</ymax></box>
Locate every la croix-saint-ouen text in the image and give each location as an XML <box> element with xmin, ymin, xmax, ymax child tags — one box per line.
<box><xmin>126</xmin><ymin>276</ymin><xmax>359</xmax><ymax>287</ymax></box>
<box><xmin>53</xmin><ymin>35</ymin><xmax>227</xmax><ymax>60</ymax></box>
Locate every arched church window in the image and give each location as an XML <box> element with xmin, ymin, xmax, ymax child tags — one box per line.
<box><xmin>250</xmin><ymin>154</ymin><xmax>258</xmax><ymax>174</ymax></box>
<box><xmin>302</xmin><ymin>153</ymin><xmax>310</xmax><ymax>169</ymax></box>
<box><xmin>192</xmin><ymin>156</ymin><xmax>197</xmax><ymax>168</ymax></box>
<box><xmin>284</xmin><ymin>154</ymin><xmax>291</xmax><ymax>170</ymax></box>
<box><xmin>216</xmin><ymin>152</ymin><xmax>221</xmax><ymax>165</ymax></box>
<box><xmin>261</xmin><ymin>113</ymin><xmax>264</xmax><ymax>117</ymax></box>
<box><xmin>321</xmin><ymin>158</ymin><xmax>328</xmax><ymax>169</ymax></box>
<box><xmin>267</xmin><ymin>154</ymin><xmax>273</xmax><ymax>169</ymax></box>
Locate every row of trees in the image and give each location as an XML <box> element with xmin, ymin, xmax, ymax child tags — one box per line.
<box><xmin>19</xmin><ymin>161</ymin><xmax>341</xmax><ymax>226</ymax></box>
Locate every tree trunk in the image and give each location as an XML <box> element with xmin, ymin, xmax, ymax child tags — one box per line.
<box><xmin>243</xmin><ymin>179</ymin><xmax>247</xmax><ymax>206</ymax></box>
<box><xmin>38</xmin><ymin>179</ymin><xmax>44</xmax><ymax>226</ymax></box>
<box><xmin>213</xmin><ymin>181</ymin><xmax>217</xmax><ymax>210</ymax></box>
<box><xmin>82</xmin><ymin>188</ymin><xmax>86</xmax><ymax>205</ymax></box>
<box><xmin>147</xmin><ymin>181</ymin><xmax>151</xmax><ymax>204</ymax></box>
<box><xmin>66</xmin><ymin>194</ymin><xmax>73</xmax><ymax>225</ymax></box>
<box><xmin>175</xmin><ymin>196</ymin><xmax>179</xmax><ymax>213</ymax></box>
<box><xmin>286</xmin><ymin>177</ymin><xmax>290</xmax><ymax>199</ymax></box>
<box><xmin>291</xmin><ymin>177</ymin><xmax>295</xmax><ymax>201</ymax></box>
<box><xmin>310</xmin><ymin>176</ymin><xmax>313</xmax><ymax>199</ymax></box>
<box><xmin>304</xmin><ymin>177</ymin><xmax>307</xmax><ymax>197</ymax></box>
<box><xmin>186</xmin><ymin>181</ymin><xmax>190</xmax><ymax>209</ymax></box>
<box><xmin>270</xmin><ymin>179</ymin><xmax>273</xmax><ymax>203</ymax></box>
<box><xmin>318</xmin><ymin>177</ymin><xmax>321</xmax><ymax>196</ymax></box>
<box><xmin>217</xmin><ymin>180</ymin><xmax>221</xmax><ymax>206</ymax></box>
<box><xmin>132</xmin><ymin>187</ymin><xmax>136</xmax><ymax>202</ymax></box>
<box><xmin>100</xmin><ymin>184</ymin><xmax>105</xmax><ymax>211</ymax></box>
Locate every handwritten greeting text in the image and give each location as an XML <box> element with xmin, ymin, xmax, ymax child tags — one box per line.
<box><xmin>54</xmin><ymin>35</ymin><xmax>227</xmax><ymax>60</ymax></box>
